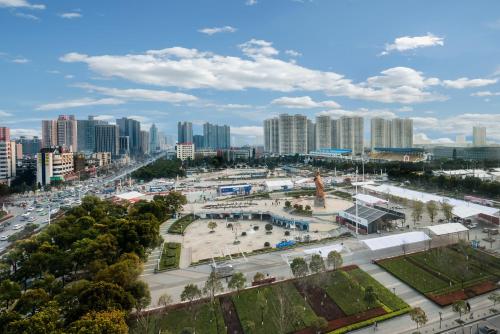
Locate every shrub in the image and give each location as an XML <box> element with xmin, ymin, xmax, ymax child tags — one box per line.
<box><xmin>264</xmin><ymin>242</ymin><xmax>270</xmax><ymax>247</ymax></box>
<box><xmin>284</xmin><ymin>231</ymin><xmax>290</xmax><ymax>236</ymax></box>
<box><xmin>253</xmin><ymin>226</ymin><xmax>259</xmax><ymax>231</ymax></box>
<box><xmin>241</xmin><ymin>231</ymin><xmax>247</xmax><ymax>236</ymax></box>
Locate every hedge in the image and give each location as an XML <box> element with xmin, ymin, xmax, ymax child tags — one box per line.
<box><xmin>328</xmin><ymin>307</ymin><xmax>411</xmax><ymax>334</ymax></box>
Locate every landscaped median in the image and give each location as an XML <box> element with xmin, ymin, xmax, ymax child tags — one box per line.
<box><xmin>376</xmin><ymin>244</ymin><xmax>500</xmax><ymax>306</ymax></box>
<box><xmin>167</xmin><ymin>214</ymin><xmax>198</xmax><ymax>234</ymax></box>
<box><xmin>157</xmin><ymin>242</ymin><xmax>181</xmax><ymax>272</ymax></box>
<box><xmin>132</xmin><ymin>265</ymin><xmax>410</xmax><ymax>334</ymax></box>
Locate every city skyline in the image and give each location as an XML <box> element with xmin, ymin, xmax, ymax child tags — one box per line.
<box><xmin>1</xmin><ymin>1</ymin><xmax>500</xmax><ymax>145</ymax></box>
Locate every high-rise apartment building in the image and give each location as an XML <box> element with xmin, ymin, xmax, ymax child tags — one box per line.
<box><xmin>473</xmin><ymin>126</ymin><xmax>487</xmax><ymax>146</ymax></box>
<box><xmin>263</xmin><ymin>118</ymin><xmax>279</xmax><ymax>153</ymax></box>
<box><xmin>77</xmin><ymin>116</ymin><xmax>106</xmax><ymax>153</ymax></box>
<box><xmin>0</xmin><ymin>127</ymin><xmax>16</xmax><ymax>183</ymax></box>
<box><xmin>203</xmin><ymin>123</ymin><xmax>230</xmax><ymax>149</ymax></box>
<box><xmin>41</xmin><ymin>120</ymin><xmax>57</xmax><ymax>148</ymax></box>
<box><xmin>340</xmin><ymin>116</ymin><xmax>364</xmax><ymax>155</ymax></box>
<box><xmin>315</xmin><ymin>115</ymin><xmax>331</xmax><ymax>150</ymax></box>
<box><xmin>56</xmin><ymin>115</ymin><xmax>78</xmax><ymax>152</ymax></box>
<box><xmin>16</xmin><ymin>136</ymin><xmax>41</xmax><ymax>157</ymax></box>
<box><xmin>95</xmin><ymin>124</ymin><xmax>119</xmax><ymax>157</ymax></box>
<box><xmin>119</xmin><ymin>136</ymin><xmax>130</xmax><ymax>156</ymax></box>
<box><xmin>177</xmin><ymin>121</ymin><xmax>193</xmax><ymax>144</ymax></box>
<box><xmin>307</xmin><ymin>120</ymin><xmax>316</xmax><ymax>153</ymax></box>
<box><xmin>140</xmin><ymin>130</ymin><xmax>150</xmax><ymax>155</ymax></box>
<box><xmin>371</xmin><ymin>118</ymin><xmax>392</xmax><ymax>149</ymax></box>
<box><xmin>331</xmin><ymin>119</ymin><xmax>340</xmax><ymax>148</ymax></box>
<box><xmin>117</xmin><ymin>118</ymin><xmax>141</xmax><ymax>156</ymax></box>
<box><xmin>278</xmin><ymin>114</ymin><xmax>308</xmax><ymax>155</ymax></box>
<box><xmin>149</xmin><ymin>123</ymin><xmax>159</xmax><ymax>154</ymax></box>
<box><xmin>193</xmin><ymin>135</ymin><xmax>204</xmax><ymax>150</ymax></box>
<box><xmin>391</xmin><ymin>118</ymin><xmax>413</xmax><ymax>148</ymax></box>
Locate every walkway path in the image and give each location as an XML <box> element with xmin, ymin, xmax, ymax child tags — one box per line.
<box><xmin>141</xmin><ymin>218</ymin><xmax>177</xmax><ymax>276</ymax></box>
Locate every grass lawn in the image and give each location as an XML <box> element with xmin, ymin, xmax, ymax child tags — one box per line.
<box><xmin>324</xmin><ymin>271</ymin><xmax>374</xmax><ymax>316</ymax></box>
<box><xmin>232</xmin><ymin>282</ymin><xmax>318</xmax><ymax>334</ymax></box>
<box><xmin>378</xmin><ymin>257</ymin><xmax>449</xmax><ymax>294</ymax></box>
<box><xmin>131</xmin><ymin>301</ymin><xmax>225</xmax><ymax>334</ymax></box>
<box><xmin>158</xmin><ymin>242</ymin><xmax>181</xmax><ymax>271</ymax></box>
<box><xmin>168</xmin><ymin>214</ymin><xmax>198</xmax><ymax>234</ymax></box>
<box><xmin>348</xmin><ymin>268</ymin><xmax>409</xmax><ymax>312</ymax></box>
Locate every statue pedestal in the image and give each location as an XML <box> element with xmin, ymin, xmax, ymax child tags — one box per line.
<box><xmin>314</xmin><ymin>197</ymin><xmax>326</xmax><ymax>208</ymax></box>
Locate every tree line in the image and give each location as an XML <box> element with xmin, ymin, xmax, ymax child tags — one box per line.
<box><xmin>0</xmin><ymin>192</ymin><xmax>186</xmax><ymax>333</ymax></box>
<box><xmin>131</xmin><ymin>158</ymin><xmax>185</xmax><ymax>182</ymax></box>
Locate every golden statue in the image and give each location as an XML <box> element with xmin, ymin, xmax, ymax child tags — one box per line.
<box><xmin>314</xmin><ymin>170</ymin><xmax>326</xmax><ymax>208</ymax></box>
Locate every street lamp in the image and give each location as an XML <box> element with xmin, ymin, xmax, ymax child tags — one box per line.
<box><xmin>438</xmin><ymin>311</ymin><xmax>442</xmax><ymax>329</ymax></box>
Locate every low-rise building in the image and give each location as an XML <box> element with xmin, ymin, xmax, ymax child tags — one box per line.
<box><xmin>36</xmin><ymin>147</ymin><xmax>74</xmax><ymax>186</ymax></box>
<box><xmin>176</xmin><ymin>143</ymin><xmax>194</xmax><ymax>161</ymax></box>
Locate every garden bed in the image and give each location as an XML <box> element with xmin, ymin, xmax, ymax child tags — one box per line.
<box><xmin>294</xmin><ymin>282</ymin><xmax>345</xmax><ymax>321</ymax></box>
<box><xmin>167</xmin><ymin>214</ymin><xmax>198</xmax><ymax>234</ymax></box>
<box><xmin>157</xmin><ymin>242</ymin><xmax>181</xmax><ymax>271</ymax></box>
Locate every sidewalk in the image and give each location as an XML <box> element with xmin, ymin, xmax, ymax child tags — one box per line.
<box><xmin>141</xmin><ymin>218</ymin><xmax>177</xmax><ymax>276</ymax></box>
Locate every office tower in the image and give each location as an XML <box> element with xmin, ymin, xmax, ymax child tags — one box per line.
<box><xmin>77</xmin><ymin>116</ymin><xmax>106</xmax><ymax>153</ymax></box>
<box><xmin>278</xmin><ymin>114</ymin><xmax>308</xmax><ymax>155</ymax></box>
<box><xmin>331</xmin><ymin>119</ymin><xmax>340</xmax><ymax>148</ymax></box>
<box><xmin>177</xmin><ymin>121</ymin><xmax>193</xmax><ymax>144</ymax></box>
<box><xmin>149</xmin><ymin>123</ymin><xmax>159</xmax><ymax>154</ymax></box>
<box><xmin>119</xmin><ymin>136</ymin><xmax>130</xmax><ymax>156</ymax></box>
<box><xmin>473</xmin><ymin>126</ymin><xmax>486</xmax><ymax>146</ymax></box>
<box><xmin>391</xmin><ymin>118</ymin><xmax>413</xmax><ymax>148</ymax></box>
<box><xmin>56</xmin><ymin>115</ymin><xmax>78</xmax><ymax>152</ymax></box>
<box><xmin>193</xmin><ymin>135</ymin><xmax>204</xmax><ymax>149</ymax></box>
<box><xmin>340</xmin><ymin>116</ymin><xmax>364</xmax><ymax>155</ymax></box>
<box><xmin>307</xmin><ymin>120</ymin><xmax>316</xmax><ymax>153</ymax></box>
<box><xmin>371</xmin><ymin>118</ymin><xmax>392</xmax><ymax>149</ymax></box>
<box><xmin>0</xmin><ymin>127</ymin><xmax>16</xmax><ymax>182</ymax></box>
<box><xmin>95</xmin><ymin>124</ymin><xmax>119</xmax><ymax>157</ymax></box>
<box><xmin>117</xmin><ymin>117</ymin><xmax>141</xmax><ymax>156</ymax></box>
<box><xmin>16</xmin><ymin>136</ymin><xmax>41</xmax><ymax>156</ymax></box>
<box><xmin>140</xmin><ymin>130</ymin><xmax>150</xmax><ymax>155</ymax></box>
<box><xmin>203</xmin><ymin>123</ymin><xmax>231</xmax><ymax>149</ymax></box>
<box><xmin>263</xmin><ymin>117</ymin><xmax>279</xmax><ymax>153</ymax></box>
<box><xmin>315</xmin><ymin>115</ymin><xmax>332</xmax><ymax>150</ymax></box>
<box><xmin>42</xmin><ymin>120</ymin><xmax>57</xmax><ymax>148</ymax></box>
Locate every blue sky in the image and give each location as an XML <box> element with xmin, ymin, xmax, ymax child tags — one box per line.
<box><xmin>1</xmin><ymin>0</ymin><xmax>500</xmax><ymax>145</ymax></box>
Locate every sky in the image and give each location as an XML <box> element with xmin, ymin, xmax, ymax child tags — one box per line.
<box><xmin>1</xmin><ymin>0</ymin><xmax>500</xmax><ymax>145</ymax></box>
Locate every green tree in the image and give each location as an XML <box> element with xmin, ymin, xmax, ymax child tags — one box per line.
<box><xmin>284</xmin><ymin>201</ymin><xmax>291</xmax><ymax>209</ymax></box>
<box><xmin>203</xmin><ymin>272</ymin><xmax>223</xmax><ymax>304</ymax></box>
<box><xmin>180</xmin><ymin>284</ymin><xmax>202</xmax><ymax>306</ymax></box>
<box><xmin>311</xmin><ymin>317</ymin><xmax>328</xmax><ymax>334</ymax></box>
<box><xmin>15</xmin><ymin>289</ymin><xmax>50</xmax><ymax>315</ymax></box>
<box><xmin>68</xmin><ymin>309</ymin><xmax>128</xmax><ymax>334</ymax></box>
<box><xmin>452</xmin><ymin>300</ymin><xmax>467</xmax><ymax>319</ymax></box>
<box><xmin>309</xmin><ymin>254</ymin><xmax>325</xmax><ymax>274</ymax></box>
<box><xmin>158</xmin><ymin>293</ymin><xmax>173</xmax><ymax>308</ymax></box>
<box><xmin>290</xmin><ymin>257</ymin><xmax>309</xmax><ymax>278</ymax></box>
<box><xmin>426</xmin><ymin>200</ymin><xmax>438</xmax><ymax>223</ymax></box>
<box><xmin>7</xmin><ymin>301</ymin><xmax>60</xmax><ymax>334</ymax></box>
<box><xmin>488</xmin><ymin>292</ymin><xmax>500</xmax><ymax>306</ymax></box>
<box><xmin>411</xmin><ymin>201</ymin><xmax>424</xmax><ymax>224</ymax></box>
<box><xmin>327</xmin><ymin>251</ymin><xmax>343</xmax><ymax>270</ymax></box>
<box><xmin>409</xmin><ymin>307</ymin><xmax>427</xmax><ymax>330</ymax></box>
<box><xmin>0</xmin><ymin>280</ymin><xmax>21</xmax><ymax>309</ymax></box>
<box><xmin>265</xmin><ymin>223</ymin><xmax>273</xmax><ymax>233</ymax></box>
<box><xmin>253</xmin><ymin>272</ymin><xmax>265</xmax><ymax>282</ymax></box>
<box><xmin>363</xmin><ymin>286</ymin><xmax>378</xmax><ymax>306</ymax></box>
<box><xmin>242</xmin><ymin>319</ymin><xmax>255</xmax><ymax>332</ymax></box>
<box><xmin>228</xmin><ymin>272</ymin><xmax>246</xmax><ymax>296</ymax></box>
<box><xmin>207</xmin><ymin>221</ymin><xmax>217</xmax><ymax>233</ymax></box>
<box><xmin>441</xmin><ymin>202</ymin><xmax>454</xmax><ymax>222</ymax></box>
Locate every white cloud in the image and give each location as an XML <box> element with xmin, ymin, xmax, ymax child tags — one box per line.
<box><xmin>0</xmin><ymin>0</ymin><xmax>45</xmax><ymax>9</ymax></box>
<box><xmin>272</xmin><ymin>96</ymin><xmax>341</xmax><ymax>109</ymax></box>
<box><xmin>381</xmin><ymin>33</ymin><xmax>444</xmax><ymax>55</ymax></box>
<box><xmin>471</xmin><ymin>91</ymin><xmax>500</xmax><ymax>97</ymax></box>
<box><xmin>14</xmin><ymin>12</ymin><xmax>39</xmax><ymax>20</ymax></box>
<box><xmin>36</xmin><ymin>97</ymin><xmax>124</xmax><ymax>111</ymax></box>
<box><xmin>319</xmin><ymin>108</ymin><xmax>397</xmax><ymax>120</ymax></box>
<box><xmin>0</xmin><ymin>110</ymin><xmax>13</xmax><ymax>117</ymax></box>
<box><xmin>59</xmin><ymin>12</ymin><xmax>82</xmax><ymax>19</ymax></box>
<box><xmin>442</xmin><ymin>77</ymin><xmax>498</xmax><ymax>89</ymax></box>
<box><xmin>413</xmin><ymin>133</ymin><xmax>454</xmax><ymax>145</ymax></box>
<box><xmin>75</xmin><ymin>83</ymin><xmax>198</xmax><ymax>103</ymax></box>
<box><xmin>10</xmin><ymin>128</ymin><xmax>40</xmax><ymax>137</ymax></box>
<box><xmin>61</xmin><ymin>45</ymin><xmax>488</xmax><ymax>105</ymax></box>
<box><xmin>93</xmin><ymin>115</ymin><xmax>114</xmax><ymax>121</ymax></box>
<box><xmin>12</xmin><ymin>57</ymin><xmax>29</xmax><ymax>63</ymax></box>
<box><xmin>198</xmin><ymin>26</ymin><xmax>236</xmax><ymax>35</ymax></box>
<box><xmin>238</xmin><ymin>39</ymin><xmax>279</xmax><ymax>57</ymax></box>
<box><xmin>285</xmin><ymin>49</ymin><xmax>301</xmax><ymax>57</ymax></box>
<box><xmin>245</xmin><ymin>0</ymin><xmax>257</xmax><ymax>5</ymax></box>
<box><xmin>231</xmin><ymin>126</ymin><xmax>262</xmax><ymax>136</ymax></box>
<box><xmin>397</xmin><ymin>106</ymin><xmax>413</xmax><ymax>112</ymax></box>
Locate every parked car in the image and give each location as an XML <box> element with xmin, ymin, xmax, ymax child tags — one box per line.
<box><xmin>479</xmin><ymin>325</ymin><xmax>498</xmax><ymax>334</ymax></box>
<box><xmin>0</xmin><ymin>235</ymin><xmax>9</xmax><ymax>241</ymax></box>
<box><xmin>13</xmin><ymin>224</ymin><xmax>22</xmax><ymax>230</ymax></box>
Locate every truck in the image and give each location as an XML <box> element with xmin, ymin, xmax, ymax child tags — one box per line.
<box><xmin>210</xmin><ymin>264</ymin><xmax>234</xmax><ymax>278</ymax></box>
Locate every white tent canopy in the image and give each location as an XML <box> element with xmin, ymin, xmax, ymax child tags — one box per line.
<box><xmin>361</xmin><ymin>231</ymin><xmax>430</xmax><ymax>251</ymax></box>
<box><xmin>426</xmin><ymin>223</ymin><xmax>468</xmax><ymax>236</ymax></box>
<box><xmin>115</xmin><ymin>191</ymin><xmax>145</xmax><ymax>201</ymax></box>
<box><xmin>354</xmin><ymin>193</ymin><xmax>388</xmax><ymax>205</ymax></box>
<box><xmin>304</xmin><ymin>244</ymin><xmax>343</xmax><ymax>258</ymax></box>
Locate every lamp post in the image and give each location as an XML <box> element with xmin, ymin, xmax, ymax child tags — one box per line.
<box><xmin>438</xmin><ymin>311</ymin><xmax>442</xmax><ymax>329</ymax></box>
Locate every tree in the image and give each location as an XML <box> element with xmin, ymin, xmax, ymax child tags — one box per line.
<box><xmin>158</xmin><ymin>293</ymin><xmax>173</xmax><ymax>309</ymax></box>
<box><xmin>0</xmin><ymin>280</ymin><xmax>21</xmax><ymax>309</ymax></box>
<box><xmin>426</xmin><ymin>201</ymin><xmax>438</xmax><ymax>223</ymax></box>
<box><xmin>488</xmin><ymin>292</ymin><xmax>500</xmax><ymax>306</ymax></box>
<box><xmin>290</xmin><ymin>257</ymin><xmax>308</xmax><ymax>278</ymax></box>
<box><xmin>452</xmin><ymin>300</ymin><xmax>467</xmax><ymax>319</ymax></box>
<box><xmin>203</xmin><ymin>272</ymin><xmax>223</xmax><ymax>304</ymax></box>
<box><xmin>15</xmin><ymin>289</ymin><xmax>50</xmax><ymax>315</ymax></box>
<box><xmin>364</xmin><ymin>286</ymin><xmax>378</xmax><ymax>306</ymax></box>
<box><xmin>265</xmin><ymin>223</ymin><xmax>273</xmax><ymax>233</ymax></box>
<box><xmin>7</xmin><ymin>301</ymin><xmax>60</xmax><ymax>334</ymax></box>
<box><xmin>181</xmin><ymin>284</ymin><xmax>201</xmax><ymax>306</ymax></box>
<box><xmin>207</xmin><ymin>221</ymin><xmax>217</xmax><ymax>233</ymax></box>
<box><xmin>409</xmin><ymin>307</ymin><xmax>428</xmax><ymax>329</ymax></box>
<box><xmin>326</xmin><ymin>251</ymin><xmax>343</xmax><ymax>270</ymax></box>
<box><xmin>309</xmin><ymin>254</ymin><xmax>325</xmax><ymax>274</ymax></box>
<box><xmin>411</xmin><ymin>201</ymin><xmax>424</xmax><ymax>224</ymax></box>
<box><xmin>68</xmin><ymin>310</ymin><xmax>128</xmax><ymax>334</ymax></box>
<box><xmin>228</xmin><ymin>272</ymin><xmax>246</xmax><ymax>296</ymax></box>
<box><xmin>256</xmin><ymin>292</ymin><xmax>267</xmax><ymax>326</ymax></box>
<box><xmin>253</xmin><ymin>272</ymin><xmax>265</xmax><ymax>282</ymax></box>
<box><xmin>284</xmin><ymin>201</ymin><xmax>291</xmax><ymax>209</ymax></box>
<box><xmin>441</xmin><ymin>202</ymin><xmax>454</xmax><ymax>222</ymax></box>
<box><xmin>242</xmin><ymin>320</ymin><xmax>255</xmax><ymax>332</ymax></box>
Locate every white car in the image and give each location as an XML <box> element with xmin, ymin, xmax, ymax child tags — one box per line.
<box><xmin>13</xmin><ymin>224</ymin><xmax>22</xmax><ymax>230</ymax></box>
<box><xmin>29</xmin><ymin>217</ymin><xmax>36</xmax><ymax>222</ymax></box>
<box><xmin>469</xmin><ymin>223</ymin><xmax>478</xmax><ymax>229</ymax></box>
<box><xmin>0</xmin><ymin>235</ymin><xmax>8</xmax><ymax>241</ymax></box>
<box><xmin>36</xmin><ymin>208</ymin><xmax>44</xmax><ymax>212</ymax></box>
<box><xmin>27</xmin><ymin>207</ymin><xmax>34</xmax><ymax>211</ymax></box>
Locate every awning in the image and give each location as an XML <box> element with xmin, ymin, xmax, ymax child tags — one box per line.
<box><xmin>426</xmin><ymin>223</ymin><xmax>468</xmax><ymax>236</ymax></box>
<box><xmin>354</xmin><ymin>193</ymin><xmax>388</xmax><ymax>205</ymax></box>
<box><xmin>361</xmin><ymin>231</ymin><xmax>430</xmax><ymax>251</ymax></box>
<box><xmin>304</xmin><ymin>244</ymin><xmax>343</xmax><ymax>258</ymax></box>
